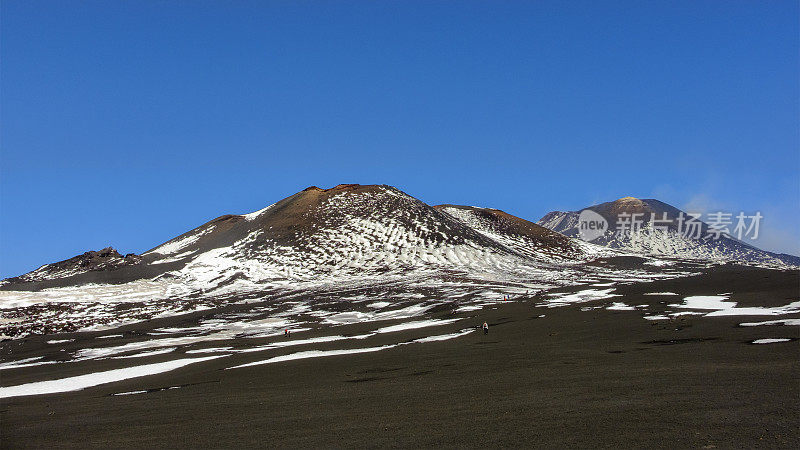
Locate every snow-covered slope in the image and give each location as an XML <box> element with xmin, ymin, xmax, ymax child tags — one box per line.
<box><xmin>538</xmin><ymin>197</ymin><xmax>799</xmax><ymax>266</ymax></box>
<box><xmin>3</xmin><ymin>185</ymin><xmax>597</xmax><ymax>294</ymax></box>
<box><xmin>434</xmin><ymin>204</ymin><xmax>611</xmax><ymax>260</ymax></box>
<box><xmin>3</xmin><ymin>248</ymin><xmax>142</xmax><ymax>285</ymax></box>
<box><xmin>145</xmin><ymin>184</ymin><xmax>577</xmax><ymax>294</ymax></box>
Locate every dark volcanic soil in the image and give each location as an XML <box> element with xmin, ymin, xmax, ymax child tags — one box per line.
<box><xmin>1</xmin><ymin>266</ymin><xmax>798</xmax><ymax>448</ymax></box>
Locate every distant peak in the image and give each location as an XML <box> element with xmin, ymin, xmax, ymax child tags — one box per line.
<box><xmin>614</xmin><ymin>196</ymin><xmax>646</xmax><ymax>206</ymax></box>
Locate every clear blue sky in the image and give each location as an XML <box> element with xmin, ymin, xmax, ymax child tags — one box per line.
<box><xmin>1</xmin><ymin>0</ymin><xmax>798</xmax><ymax>277</ymax></box>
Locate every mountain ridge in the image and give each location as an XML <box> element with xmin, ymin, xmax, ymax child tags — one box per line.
<box><xmin>5</xmin><ymin>187</ymin><xmax>797</xmax><ymax>295</ymax></box>
<box><xmin>2</xmin><ymin>184</ymin><xmax>590</xmax><ymax>293</ymax></box>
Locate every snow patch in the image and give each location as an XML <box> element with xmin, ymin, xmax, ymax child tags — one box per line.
<box><xmin>545</xmin><ymin>288</ymin><xmax>620</xmax><ymax>307</ymax></box>
<box><xmin>243</xmin><ymin>202</ymin><xmax>276</xmax><ymax>221</ymax></box>
<box><xmin>112</xmin><ymin>347</ymin><xmax>176</xmax><ymax>359</ymax></box>
<box><xmin>413</xmin><ymin>329</ymin><xmax>474</xmax><ymax>342</ymax></box>
<box><xmin>751</xmin><ymin>338</ymin><xmax>791</xmax><ymax>344</ymax></box>
<box><xmin>739</xmin><ymin>319</ymin><xmax>800</xmax><ymax>327</ymax></box>
<box><xmin>606</xmin><ymin>302</ymin><xmax>636</xmax><ymax>311</ymax></box>
<box><xmin>671</xmin><ymin>296</ymin><xmax>800</xmax><ymax>317</ymax></box>
<box><xmin>366</xmin><ymin>302</ymin><xmax>391</xmax><ymax>309</ymax></box>
<box><xmin>228</xmin><ymin>345</ymin><xmax>395</xmax><ymax>369</ymax></box>
<box><xmin>0</xmin><ymin>356</ymin><xmax>224</xmax><ymax>399</ymax></box>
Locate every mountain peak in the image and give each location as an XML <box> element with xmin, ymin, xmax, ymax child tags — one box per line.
<box><xmin>302</xmin><ymin>184</ymin><xmax>373</xmax><ymax>193</ymax></box>
<box><xmin>537</xmin><ymin>197</ymin><xmax>799</xmax><ymax>266</ymax></box>
<box><xmin>615</xmin><ymin>196</ymin><xmax>643</xmax><ymax>204</ymax></box>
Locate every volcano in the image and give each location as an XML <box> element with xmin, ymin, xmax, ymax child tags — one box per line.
<box><xmin>538</xmin><ymin>197</ymin><xmax>799</xmax><ymax>266</ymax></box>
<box><xmin>1</xmin><ymin>185</ymin><xmax>596</xmax><ymax>296</ymax></box>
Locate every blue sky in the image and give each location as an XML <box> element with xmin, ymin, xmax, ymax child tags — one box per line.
<box><xmin>1</xmin><ymin>0</ymin><xmax>798</xmax><ymax>277</ymax></box>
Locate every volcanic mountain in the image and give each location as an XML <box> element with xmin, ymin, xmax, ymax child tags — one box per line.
<box><xmin>538</xmin><ymin>197</ymin><xmax>799</xmax><ymax>266</ymax></box>
<box><xmin>0</xmin><ymin>185</ymin><xmax>744</xmax><ymax>339</ymax></box>
<box><xmin>2</xmin><ymin>185</ymin><xmax>594</xmax><ymax>297</ymax></box>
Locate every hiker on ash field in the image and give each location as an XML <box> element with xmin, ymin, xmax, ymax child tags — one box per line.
<box><xmin>482</xmin><ymin>321</ymin><xmax>489</xmax><ymax>335</ymax></box>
